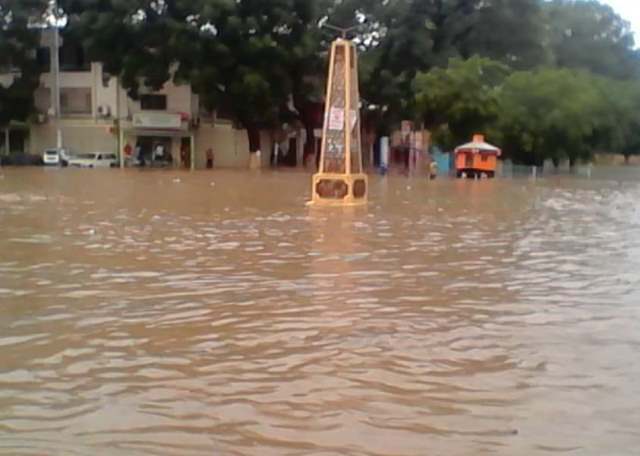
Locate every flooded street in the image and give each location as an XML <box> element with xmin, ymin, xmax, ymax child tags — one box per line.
<box><xmin>1</xmin><ymin>167</ymin><xmax>640</xmax><ymax>455</ymax></box>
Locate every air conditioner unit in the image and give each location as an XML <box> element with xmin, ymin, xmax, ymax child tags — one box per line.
<box><xmin>97</xmin><ymin>105</ymin><xmax>111</xmax><ymax>118</ymax></box>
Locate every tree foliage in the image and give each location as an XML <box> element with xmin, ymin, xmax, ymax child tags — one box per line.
<box><xmin>59</xmin><ymin>0</ymin><xmax>198</xmax><ymax>97</ymax></box>
<box><xmin>0</xmin><ymin>0</ymin><xmax>48</xmax><ymax>126</ymax></box>
<box><xmin>360</xmin><ymin>0</ymin><xmax>546</xmax><ymax>123</ymax></box>
<box><xmin>189</xmin><ymin>0</ymin><xmax>302</xmax><ymax>151</ymax></box>
<box><xmin>496</xmin><ymin>69</ymin><xmax>609</xmax><ymax>166</ymax></box>
<box><xmin>414</xmin><ymin>56</ymin><xmax>509</xmax><ymax>148</ymax></box>
<box><xmin>544</xmin><ymin>0</ymin><xmax>640</xmax><ymax>79</ymax></box>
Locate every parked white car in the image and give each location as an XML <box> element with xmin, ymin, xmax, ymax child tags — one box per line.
<box><xmin>68</xmin><ymin>152</ymin><xmax>118</xmax><ymax>168</ymax></box>
<box><xmin>42</xmin><ymin>148</ymin><xmax>72</xmax><ymax>166</ymax></box>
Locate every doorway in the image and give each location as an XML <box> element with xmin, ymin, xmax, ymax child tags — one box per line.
<box><xmin>180</xmin><ymin>137</ymin><xmax>190</xmax><ymax>169</ymax></box>
<box><xmin>135</xmin><ymin>136</ymin><xmax>172</xmax><ymax>167</ymax></box>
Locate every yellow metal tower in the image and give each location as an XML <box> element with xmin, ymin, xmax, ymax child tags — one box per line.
<box><xmin>310</xmin><ymin>38</ymin><xmax>368</xmax><ymax>206</ymax></box>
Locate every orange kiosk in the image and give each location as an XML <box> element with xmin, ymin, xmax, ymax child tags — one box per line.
<box><xmin>454</xmin><ymin>134</ymin><xmax>501</xmax><ymax>179</ymax></box>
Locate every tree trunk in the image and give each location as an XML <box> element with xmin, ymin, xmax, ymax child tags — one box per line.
<box><xmin>361</xmin><ymin>114</ymin><xmax>377</xmax><ymax>169</ymax></box>
<box><xmin>244</xmin><ymin>123</ymin><xmax>262</xmax><ymax>169</ymax></box>
<box><xmin>247</xmin><ymin>125</ymin><xmax>261</xmax><ymax>154</ymax></box>
<box><xmin>294</xmin><ymin>96</ymin><xmax>320</xmax><ymax>170</ymax></box>
<box><xmin>303</xmin><ymin>123</ymin><xmax>315</xmax><ymax>167</ymax></box>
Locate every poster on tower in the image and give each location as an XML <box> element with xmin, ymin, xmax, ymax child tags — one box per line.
<box><xmin>328</xmin><ymin>107</ymin><xmax>345</xmax><ymax>131</ymax></box>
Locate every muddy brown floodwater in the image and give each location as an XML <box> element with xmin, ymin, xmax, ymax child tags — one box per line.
<box><xmin>1</xmin><ymin>167</ymin><xmax>640</xmax><ymax>455</ymax></box>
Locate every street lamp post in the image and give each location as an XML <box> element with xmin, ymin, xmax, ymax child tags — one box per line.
<box><xmin>52</xmin><ymin>0</ymin><xmax>62</xmax><ymax>150</ymax></box>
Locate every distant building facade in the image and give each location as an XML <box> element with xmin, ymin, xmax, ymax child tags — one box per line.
<box><xmin>0</xmin><ymin>30</ymin><xmax>275</xmax><ymax>168</ymax></box>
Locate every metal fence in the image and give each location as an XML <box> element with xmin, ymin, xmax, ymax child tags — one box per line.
<box><xmin>498</xmin><ymin>160</ymin><xmax>593</xmax><ymax>179</ymax></box>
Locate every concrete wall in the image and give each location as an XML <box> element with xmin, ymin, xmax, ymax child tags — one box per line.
<box><xmin>60</xmin><ymin>87</ymin><xmax>92</xmax><ymax>115</ymax></box>
<box><xmin>25</xmin><ymin>117</ymin><xmax>274</xmax><ymax>168</ymax></box>
<box><xmin>30</xmin><ymin>122</ymin><xmax>115</xmax><ymax>155</ymax></box>
<box><xmin>36</xmin><ymin>62</ymin><xmax>197</xmax><ymax>121</ymax></box>
<box><xmin>194</xmin><ymin>124</ymin><xmax>273</xmax><ymax>169</ymax></box>
<box><xmin>195</xmin><ymin>123</ymin><xmax>247</xmax><ymax>168</ymax></box>
<box><xmin>125</xmin><ymin>80</ymin><xmax>195</xmax><ymax>118</ymax></box>
<box><xmin>94</xmin><ymin>63</ymin><xmax>120</xmax><ymax>118</ymax></box>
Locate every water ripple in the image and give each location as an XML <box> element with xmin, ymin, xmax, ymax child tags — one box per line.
<box><xmin>1</xmin><ymin>170</ymin><xmax>639</xmax><ymax>454</ymax></box>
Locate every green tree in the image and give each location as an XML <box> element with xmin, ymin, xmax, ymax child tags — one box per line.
<box><xmin>223</xmin><ymin>0</ymin><xmax>385</xmax><ymax>160</ymax></box>
<box><xmin>544</xmin><ymin>0</ymin><xmax>640</xmax><ymax>79</ymax></box>
<box><xmin>414</xmin><ymin>56</ymin><xmax>510</xmax><ymax>148</ymax></box>
<box><xmin>360</xmin><ymin>0</ymin><xmax>545</xmax><ymax>125</ymax></box>
<box><xmin>62</xmin><ymin>0</ymin><xmax>293</xmax><ymax>153</ymax></box>
<box><xmin>59</xmin><ymin>0</ymin><xmax>197</xmax><ymax>97</ymax></box>
<box><xmin>186</xmin><ymin>0</ymin><xmax>296</xmax><ymax>154</ymax></box>
<box><xmin>0</xmin><ymin>0</ymin><xmax>48</xmax><ymax>127</ymax></box>
<box><xmin>279</xmin><ymin>0</ymin><xmax>330</xmax><ymax>161</ymax></box>
<box><xmin>592</xmin><ymin>79</ymin><xmax>640</xmax><ymax>163</ymax></box>
<box><xmin>617</xmin><ymin>82</ymin><xmax>640</xmax><ymax>162</ymax></box>
<box><xmin>459</xmin><ymin>0</ymin><xmax>547</xmax><ymax>69</ymax></box>
<box><xmin>497</xmin><ymin>68</ymin><xmax>607</xmax><ymax>166</ymax></box>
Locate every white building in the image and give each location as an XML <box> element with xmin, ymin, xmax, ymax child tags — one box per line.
<box><xmin>1</xmin><ymin>30</ymin><xmax>275</xmax><ymax>168</ymax></box>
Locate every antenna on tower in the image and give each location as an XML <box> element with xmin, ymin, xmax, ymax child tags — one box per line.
<box><xmin>321</xmin><ymin>23</ymin><xmax>360</xmax><ymax>39</ymax></box>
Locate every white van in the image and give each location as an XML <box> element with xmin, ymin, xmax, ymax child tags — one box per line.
<box><xmin>68</xmin><ymin>152</ymin><xmax>118</xmax><ymax>168</ymax></box>
<box><xmin>42</xmin><ymin>148</ymin><xmax>72</xmax><ymax>166</ymax></box>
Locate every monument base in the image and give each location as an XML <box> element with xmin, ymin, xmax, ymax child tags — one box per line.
<box><xmin>310</xmin><ymin>173</ymin><xmax>368</xmax><ymax>206</ymax></box>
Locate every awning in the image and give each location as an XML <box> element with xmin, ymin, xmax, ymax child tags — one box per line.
<box><xmin>455</xmin><ymin>134</ymin><xmax>501</xmax><ymax>155</ymax></box>
<box><xmin>123</xmin><ymin>128</ymin><xmax>191</xmax><ymax>138</ymax></box>
<box><xmin>124</xmin><ymin>112</ymin><xmax>192</xmax><ymax>137</ymax></box>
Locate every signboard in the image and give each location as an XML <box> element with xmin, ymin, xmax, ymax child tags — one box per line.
<box><xmin>328</xmin><ymin>107</ymin><xmax>344</xmax><ymax>131</ymax></box>
<box><xmin>132</xmin><ymin>112</ymin><xmax>184</xmax><ymax>130</ymax></box>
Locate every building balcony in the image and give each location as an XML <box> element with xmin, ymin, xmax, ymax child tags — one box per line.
<box><xmin>40</xmin><ymin>71</ymin><xmax>93</xmax><ymax>89</ymax></box>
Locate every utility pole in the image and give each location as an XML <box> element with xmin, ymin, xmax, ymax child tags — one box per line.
<box><xmin>4</xmin><ymin>128</ymin><xmax>9</xmax><ymax>157</ymax></box>
<box><xmin>52</xmin><ymin>0</ymin><xmax>62</xmax><ymax>150</ymax></box>
<box><xmin>116</xmin><ymin>75</ymin><xmax>124</xmax><ymax>169</ymax></box>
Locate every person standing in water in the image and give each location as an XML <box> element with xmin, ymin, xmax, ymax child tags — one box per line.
<box><xmin>206</xmin><ymin>148</ymin><xmax>214</xmax><ymax>169</ymax></box>
<box><xmin>429</xmin><ymin>159</ymin><xmax>438</xmax><ymax>180</ymax></box>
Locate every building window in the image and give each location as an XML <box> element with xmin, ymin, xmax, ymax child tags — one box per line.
<box><xmin>140</xmin><ymin>94</ymin><xmax>167</xmax><ymax>111</ymax></box>
<box><xmin>60</xmin><ymin>88</ymin><xmax>92</xmax><ymax>115</ymax></box>
<box><xmin>481</xmin><ymin>154</ymin><xmax>489</xmax><ymax>162</ymax></box>
<box><xmin>59</xmin><ymin>44</ymin><xmax>90</xmax><ymax>71</ymax></box>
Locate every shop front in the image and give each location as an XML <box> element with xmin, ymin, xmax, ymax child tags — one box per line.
<box><xmin>119</xmin><ymin>112</ymin><xmax>195</xmax><ymax>169</ymax></box>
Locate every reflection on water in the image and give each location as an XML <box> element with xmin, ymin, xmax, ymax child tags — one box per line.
<box><xmin>1</xmin><ymin>168</ymin><xmax>640</xmax><ymax>455</ymax></box>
